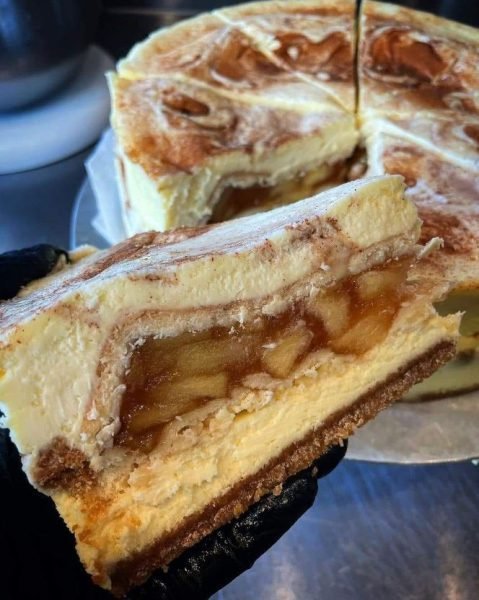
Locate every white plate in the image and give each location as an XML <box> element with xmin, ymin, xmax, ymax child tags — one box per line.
<box><xmin>0</xmin><ymin>47</ymin><xmax>113</xmax><ymax>175</ymax></box>
<box><xmin>70</xmin><ymin>178</ymin><xmax>109</xmax><ymax>249</ymax></box>
<box><xmin>70</xmin><ymin>161</ymin><xmax>479</xmax><ymax>465</ymax></box>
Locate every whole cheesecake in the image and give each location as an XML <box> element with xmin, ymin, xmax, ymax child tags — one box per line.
<box><xmin>0</xmin><ymin>177</ymin><xmax>459</xmax><ymax>594</ymax></box>
<box><xmin>110</xmin><ymin>0</ymin><xmax>479</xmax><ymax>399</ymax></box>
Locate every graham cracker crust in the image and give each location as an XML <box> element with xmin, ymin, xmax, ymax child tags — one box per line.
<box><xmin>34</xmin><ymin>437</ymin><xmax>95</xmax><ymax>493</ymax></box>
<box><xmin>110</xmin><ymin>339</ymin><xmax>455</xmax><ymax>596</ymax></box>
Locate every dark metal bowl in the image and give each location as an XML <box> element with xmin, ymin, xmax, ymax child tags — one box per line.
<box><xmin>0</xmin><ymin>0</ymin><xmax>101</xmax><ymax>111</ymax></box>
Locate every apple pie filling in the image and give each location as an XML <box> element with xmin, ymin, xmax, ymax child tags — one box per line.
<box><xmin>116</xmin><ymin>261</ymin><xmax>410</xmax><ymax>451</ymax></box>
<box><xmin>210</xmin><ymin>148</ymin><xmax>368</xmax><ymax>223</ymax></box>
<box><xmin>210</xmin><ymin>163</ymin><xmax>348</xmax><ymax>223</ymax></box>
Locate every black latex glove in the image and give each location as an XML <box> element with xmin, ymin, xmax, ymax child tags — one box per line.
<box><xmin>0</xmin><ymin>245</ymin><xmax>347</xmax><ymax>600</ymax></box>
<box><xmin>0</xmin><ymin>244</ymin><xmax>68</xmax><ymax>300</ymax></box>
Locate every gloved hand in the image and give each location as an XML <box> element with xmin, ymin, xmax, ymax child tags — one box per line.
<box><xmin>0</xmin><ymin>245</ymin><xmax>347</xmax><ymax>600</ymax></box>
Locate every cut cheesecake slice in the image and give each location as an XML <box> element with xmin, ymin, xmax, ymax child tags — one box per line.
<box><xmin>363</xmin><ymin>122</ymin><xmax>479</xmax><ymax>287</ymax></box>
<box><xmin>109</xmin><ymin>0</ymin><xmax>478</xmax><ymax>402</ymax></box>
<box><xmin>358</xmin><ymin>1</ymin><xmax>479</xmax><ymax>398</ymax></box>
<box><xmin>0</xmin><ymin>177</ymin><xmax>459</xmax><ymax>594</ymax></box>
<box><xmin>110</xmin><ymin>0</ymin><xmax>358</xmax><ymax>235</ymax></box>
<box><xmin>110</xmin><ymin>73</ymin><xmax>357</xmax><ymax>234</ymax></box>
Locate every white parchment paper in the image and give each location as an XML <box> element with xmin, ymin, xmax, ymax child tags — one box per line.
<box><xmin>78</xmin><ymin>134</ymin><xmax>479</xmax><ymax>464</ymax></box>
<box><xmin>85</xmin><ymin>128</ymin><xmax>127</xmax><ymax>245</ymax></box>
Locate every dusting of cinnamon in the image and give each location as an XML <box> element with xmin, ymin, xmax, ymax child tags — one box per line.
<box><xmin>418</xmin><ymin>209</ymin><xmax>476</xmax><ymax>255</ymax></box>
<box><xmin>275</xmin><ymin>31</ymin><xmax>353</xmax><ymax>80</ymax></box>
<box><xmin>464</xmin><ymin>124</ymin><xmax>479</xmax><ymax>146</ymax></box>
<box><xmin>368</xmin><ymin>29</ymin><xmax>447</xmax><ymax>83</ymax></box>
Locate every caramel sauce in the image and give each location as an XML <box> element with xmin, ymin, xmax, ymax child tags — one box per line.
<box><xmin>115</xmin><ymin>260</ymin><xmax>410</xmax><ymax>452</ymax></box>
<box><xmin>210</xmin><ymin>184</ymin><xmax>276</xmax><ymax>222</ymax></box>
<box><xmin>464</xmin><ymin>124</ymin><xmax>479</xmax><ymax>147</ymax></box>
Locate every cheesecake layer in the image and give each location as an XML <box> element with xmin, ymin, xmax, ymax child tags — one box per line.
<box><xmin>402</xmin><ymin>349</ymin><xmax>479</xmax><ymax>401</ymax></box>
<box><xmin>404</xmin><ymin>290</ymin><xmax>479</xmax><ymax>400</ymax></box>
<box><xmin>55</xmin><ymin>321</ymin><xmax>455</xmax><ymax>593</ymax></box>
<box><xmin>358</xmin><ymin>1</ymin><xmax>479</xmax><ymax>400</ymax></box>
<box><xmin>108</xmin><ymin>340</ymin><xmax>454</xmax><ymax>595</ymax></box>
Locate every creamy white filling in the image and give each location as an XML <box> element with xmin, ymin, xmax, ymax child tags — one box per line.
<box><xmin>119</xmin><ymin>117</ymin><xmax>358</xmax><ymax>235</ymax></box>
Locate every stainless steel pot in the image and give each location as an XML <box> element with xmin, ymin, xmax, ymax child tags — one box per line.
<box><xmin>0</xmin><ymin>0</ymin><xmax>101</xmax><ymax>111</ymax></box>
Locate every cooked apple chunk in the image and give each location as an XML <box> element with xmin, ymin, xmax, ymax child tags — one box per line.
<box><xmin>356</xmin><ymin>269</ymin><xmax>404</xmax><ymax>301</ymax></box>
<box><xmin>130</xmin><ymin>373</ymin><xmax>228</xmax><ymax>432</ymax></box>
<box><xmin>308</xmin><ymin>290</ymin><xmax>350</xmax><ymax>337</ymax></box>
<box><xmin>262</xmin><ymin>327</ymin><xmax>313</xmax><ymax>378</ymax></box>
<box><xmin>129</xmin><ymin>403</ymin><xmax>195</xmax><ymax>433</ymax></box>
<box><xmin>153</xmin><ymin>373</ymin><xmax>228</xmax><ymax>404</ymax></box>
<box><xmin>176</xmin><ymin>337</ymin><xmax>257</xmax><ymax>376</ymax></box>
<box><xmin>331</xmin><ymin>310</ymin><xmax>395</xmax><ymax>355</ymax></box>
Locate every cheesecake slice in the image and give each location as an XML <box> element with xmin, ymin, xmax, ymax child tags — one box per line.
<box><xmin>0</xmin><ymin>176</ymin><xmax>458</xmax><ymax>593</ymax></box>
<box><xmin>359</xmin><ymin>0</ymin><xmax>479</xmax><ymax>287</ymax></box>
<box><xmin>110</xmin><ymin>73</ymin><xmax>357</xmax><ymax>234</ymax></box>
<box><xmin>358</xmin><ymin>1</ymin><xmax>479</xmax><ymax>398</ymax></box>
<box><xmin>109</xmin><ymin>1</ymin><xmax>479</xmax><ymax>402</ymax></box>
<box><xmin>110</xmin><ymin>0</ymin><xmax>358</xmax><ymax>236</ymax></box>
